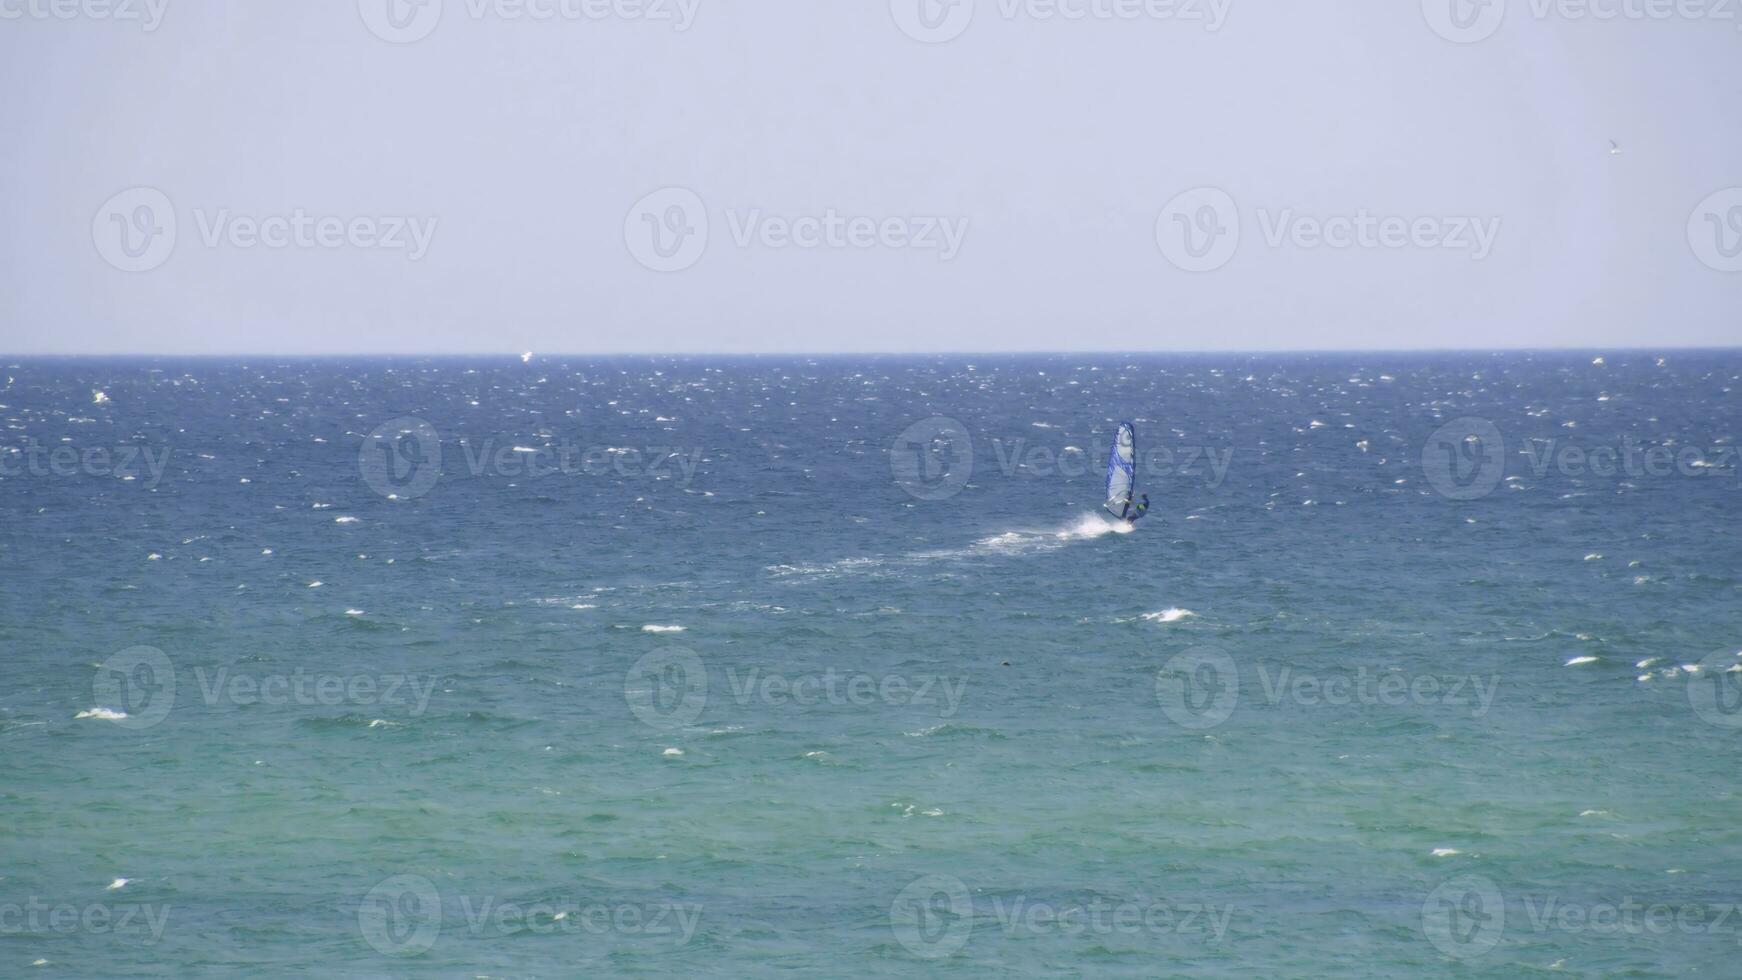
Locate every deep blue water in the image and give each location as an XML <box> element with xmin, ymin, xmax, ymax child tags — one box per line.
<box><xmin>2</xmin><ymin>353</ymin><xmax>1740</xmax><ymax>976</ymax></box>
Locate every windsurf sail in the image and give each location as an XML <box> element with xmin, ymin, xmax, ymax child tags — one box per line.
<box><xmin>1104</xmin><ymin>422</ymin><xmax>1137</xmax><ymax>519</ymax></box>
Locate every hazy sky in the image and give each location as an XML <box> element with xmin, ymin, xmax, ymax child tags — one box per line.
<box><xmin>2</xmin><ymin>0</ymin><xmax>1738</xmax><ymax>353</ymax></box>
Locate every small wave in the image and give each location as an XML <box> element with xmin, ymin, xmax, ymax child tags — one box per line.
<box><xmin>1143</xmin><ymin>608</ymin><xmax>1196</xmax><ymax>624</ymax></box>
<box><xmin>642</xmin><ymin>624</ymin><xmax>686</xmax><ymax>633</ymax></box>
<box><xmin>1564</xmin><ymin>656</ymin><xmax>1599</xmax><ymax>667</ymax></box>
<box><xmin>75</xmin><ymin>707</ymin><xmax>128</xmax><ymax>721</ymax></box>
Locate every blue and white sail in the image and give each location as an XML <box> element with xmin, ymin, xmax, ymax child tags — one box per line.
<box><xmin>1104</xmin><ymin>422</ymin><xmax>1138</xmax><ymax>519</ymax></box>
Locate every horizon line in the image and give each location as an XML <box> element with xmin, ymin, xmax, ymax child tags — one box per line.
<box><xmin>5</xmin><ymin>345</ymin><xmax>1741</xmax><ymax>359</ymax></box>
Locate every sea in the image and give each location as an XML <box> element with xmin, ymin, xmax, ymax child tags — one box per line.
<box><xmin>2</xmin><ymin>352</ymin><xmax>1739</xmax><ymax>977</ymax></box>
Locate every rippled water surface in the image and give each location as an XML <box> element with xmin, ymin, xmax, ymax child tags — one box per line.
<box><xmin>2</xmin><ymin>353</ymin><xmax>1740</xmax><ymax>976</ymax></box>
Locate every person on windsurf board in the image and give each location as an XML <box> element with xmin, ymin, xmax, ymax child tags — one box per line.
<box><xmin>1104</xmin><ymin>421</ymin><xmax>1149</xmax><ymax>524</ymax></box>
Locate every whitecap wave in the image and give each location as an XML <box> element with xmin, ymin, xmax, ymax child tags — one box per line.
<box><xmin>1143</xmin><ymin>608</ymin><xmax>1197</xmax><ymax>624</ymax></box>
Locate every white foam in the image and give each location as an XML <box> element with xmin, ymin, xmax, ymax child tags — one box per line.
<box><xmin>1143</xmin><ymin>608</ymin><xmax>1197</xmax><ymax>624</ymax></box>
<box><xmin>75</xmin><ymin>708</ymin><xmax>128</xmax><ymax>721</ymax></box>
<box><xmin>1431</xmin><ymin>848</ymin><xmax>1461</xmax><ymax>857</ymax></box>
<box><xmin>345</xmin><ymin>609</ymin><xmax>364</xmax><ymax>616</ymax></box>
<box><xmin>662</xmin><ymin>747</ymin><xmax>683</xmax><ymax>757</ymax></box>
<box><xmin>643</xmin><ymin>624</ymin><xmax>686</xmax><ymax>633</ymax></box>
<box><xmin>106</xmin><ymin>878</ymin><xmax>129</xmax><ymax>890</ymax></box>
<box><xmin>1564</xmin><ymin>656</ymin><xmax>1598</xmax><ymax>666</ymax></box>
<box><xmin>334</xmin><ymin>516</ymin><xmax>360</xmax><ymax>524</ymax></box>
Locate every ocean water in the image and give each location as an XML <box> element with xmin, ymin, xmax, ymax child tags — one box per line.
<box><xmin>3</xmin><ymin>352</ymin><xmax>1740</xmax><ymax>977</ymax></box>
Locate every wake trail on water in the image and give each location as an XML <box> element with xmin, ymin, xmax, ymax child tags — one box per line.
<box><xmin>769</xmin><ymin>513</ymin><xmax>1129</xmax><ymax>580</ymax></box>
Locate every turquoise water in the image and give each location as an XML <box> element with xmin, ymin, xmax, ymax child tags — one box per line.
<box><xmin>3</xmin><ymin>353</ymin><xmax>1740</xmax><ymax>976</ymax></box>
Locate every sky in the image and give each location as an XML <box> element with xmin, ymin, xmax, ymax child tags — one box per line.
<box><xmin>1</xmin><ymin>0</ymin><xmax>1738</xmax><ymax>354</ymax></box>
